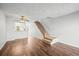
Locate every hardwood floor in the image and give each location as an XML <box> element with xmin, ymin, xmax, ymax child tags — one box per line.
<box><xmin>0</xmin><ymin>37</ymin><xmax>79</xmax><ymax>56</ymax></box>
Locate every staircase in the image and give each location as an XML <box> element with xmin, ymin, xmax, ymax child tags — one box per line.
<box><xmin>34</xmin><ymin>21</ymin><xmax>56</xmax><ymax>44</ymax></box>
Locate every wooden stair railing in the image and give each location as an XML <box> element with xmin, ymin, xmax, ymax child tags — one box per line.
<box><xmin>34</xmin><ymin>21</ymin><xmax>56</xmax><ymax>44</ymax></box>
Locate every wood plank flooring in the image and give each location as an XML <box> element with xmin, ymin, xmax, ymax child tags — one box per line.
<box><xmin>0</xmin><ymin>37</ymin><xmax>79</xmax><ymax>56</ymax></box>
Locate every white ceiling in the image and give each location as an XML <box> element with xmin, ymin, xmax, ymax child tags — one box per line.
<box><xmin>0</xmin><ymin>3</ymin><xmax>79</xmax><ymax>20</ymax></box>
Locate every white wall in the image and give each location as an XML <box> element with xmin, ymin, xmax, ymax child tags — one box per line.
<box><xmin>6</xmin><ymin>16</ymin><xmax>28</xmax><ymax>41</ymax></box>
<box><xmin>41</xmin><ymin>11</ymin><xmax>79</xmax><ymax>47</ymax></box>
<box><xmin>0</xmin><ymin>10</ymin><xmax>6</xmax><ymax>49</ymax></box>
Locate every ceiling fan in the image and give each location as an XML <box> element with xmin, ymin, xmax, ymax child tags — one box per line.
<box><xmin>19</xmin><ymin>16</ymin><xmax>29</xmax><ymax>23</ymax></box>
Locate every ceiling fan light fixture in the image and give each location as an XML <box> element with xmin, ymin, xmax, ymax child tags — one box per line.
<box><xmin>20</xmin><ymin>16</ymin><xmax>29</xmax><ymax>22</ymax></box>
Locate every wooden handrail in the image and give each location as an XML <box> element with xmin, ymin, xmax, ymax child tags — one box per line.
<box><xmin>34</xmin><ymin>21</ymin><xmax>47</xmax><ymax>36</ymax></box>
